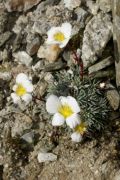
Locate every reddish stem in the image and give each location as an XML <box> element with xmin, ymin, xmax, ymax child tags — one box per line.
<box><xmin>72</xmin><ymin>50</ymin><xmax>84</xmax><ymax>80</ymax></box>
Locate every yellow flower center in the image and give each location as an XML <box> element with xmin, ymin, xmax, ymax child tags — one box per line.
<box><xmin>75</xmin><ymin>122</ymin><xmax>87</xmax><ymax>135</ymax></box>
<box><xmin>54</xmin><ymin>32</ymin><xmax>65</xmax><ymax>42</ymax></box>
<box><xmin>16</xmin><ymin>84</ymin><xmax>26</xmax><ymax>96</ymax></box>
<box><xmin>58</xmin><ymin>104</ymin><xmax>73</xmax><ymax>118</ymax></box>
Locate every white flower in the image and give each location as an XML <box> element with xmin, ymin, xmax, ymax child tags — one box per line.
<box><xmin>71</xmin><ymin>122</ymin><xmax>87</xmax><ymax>143</ymax></box>
<box><xmin>11</xmin><ymin>73</ymin><xmax>33</xmax><ymax>105</ymax></box>
<box><xmin>99</xmin><ymin>82</ymin><xmax>106</xmax><ymax>89</ymax></box>
<box><xmin>46</xmin><ymin>22</ymin><xmax>72</xmax><ymax>48</ymax></box>
<box><xmin>46</xmin><ymin>94</ymin><xmax>80</xmax><ymax>128</ymax></box>
<box><xmin>71</xmin><ymin>132</ymin><xmax>82</xmax><ymax>143</ymax></box>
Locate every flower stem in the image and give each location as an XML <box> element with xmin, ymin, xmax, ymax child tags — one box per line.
<box><xmin>72</xmin><ymin>50</ymin><xmax>84</xmax><ymax>80</ymax></box>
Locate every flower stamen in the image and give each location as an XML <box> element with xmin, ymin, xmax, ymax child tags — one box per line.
<box><xmin>58</xmin><ymin>104</ymin><xmax>73</xmax><ymax>118</ymax></box>
<box><xmin>54</xmin><ymin>32</ymin><xmax>65</xmax><ymax>42</ymax></box>
<box><xmin>75</xmin><ymin>122</ymin><xmax>87</xmax><ymax>135</ymax></box>
<box><xmin>16</xmin><ymin>84</ymin><xmax>26</xmax><ymax>96</ymax></box>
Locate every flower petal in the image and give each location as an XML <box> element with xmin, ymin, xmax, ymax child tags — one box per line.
<box><xmin>52</xmin><ymin>113</ymin><xmax>65</xmax><ymax>126</ymax></box>
<box><xmin>59</xmin><ymin>22</ymin><xmax>72</xmax><ymax>48</ymax></box>
<box><xmin>61</xmin><ymin>22</ymin><xmax>72</xmax><ymax>38</ymax></box>
<box><xmin>13</xmin><ymin>85</ymin><xmax>18</xmax><ymax>91</ymax></box>
<box><xmin>66</xmin><ymin>113</ymin><xmax>80</xmax><ymax>129</ymax></box>
<box><xmin>67</xmin><ymin>96</ymin><xmax>80</xmax><ymax>113</ymax></box>
<box><xmin>22</xmin><ymin>80</ymin><xmax>33</xmax><ymax>93</ymax></box>
<box><xmin>59</xmin><ymin>39</ymin><xmax>69</xmax><ymax>48</ymax></box>
<box><xmin>46</xmin><ymin>23</ymin><xmax>72</xmax><ymax>48</ymax></box>
<box><xmin>59</xmin><ymin>96</ymin><xmax>68</xmax><ymax>105</ymax></box>
<box><xmin>11</xmin><ymin>93</ymin><xmax>21</xmax><ymax>104</ymax></box>
<box><xmin>71</xmin><ymin>132</ymin><xmax>82</xmax><ymax>142</ymax></box>
<box><xmin>46</xmin><ymin>95</ymin><xmax>61</xmax><ymax>114</ymax></box>
<box><xmin>46</xmin><ymin>27</ymin><xmax>61</xmax><ymax>45</ymax></box>
<box><xmin>22</xmin><ymin>93</ymin><xmax>32</xmax><ymax>104</ymax></box>
<box><xmin>16</xmin><ymin>73</ymin><xmax>28</xmax><ymax>84</ymax></box>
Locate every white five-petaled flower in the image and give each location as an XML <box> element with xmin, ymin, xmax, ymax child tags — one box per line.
<box><xmin>71</xmin><ymin>121</ymin><xmax>87</xmax><ymax>143</ymax></box>
<box><xmin>11</xmin><ymin>73</ymin><xmax>33</xmax><ymax>105</ymax></box>
<box><xmin>46</xmin><ymin>94</ymin><xmax>80</xmax><ymax>129</ymax></box>
<box><xmin>46</xmin><ymin>22</ymin><xmax>72</xmax><ymax>48</ymax></box>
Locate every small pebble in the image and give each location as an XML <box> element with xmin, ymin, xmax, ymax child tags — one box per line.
<box><xmin>38</xmin><ymin>152</ymin><xmax>57</xmax><ymax>163</ymax></box>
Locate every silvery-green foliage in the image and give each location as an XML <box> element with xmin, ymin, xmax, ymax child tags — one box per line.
<box><xmin>48</xmin><ymin>65</ymin><xmax>109</xmax><ymax>131</ymax></box>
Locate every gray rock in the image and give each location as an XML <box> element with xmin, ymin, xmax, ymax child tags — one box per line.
<box><xmin>64</xmin><ymin>0</ymin><xmax>81</xmax><ymax>10</ymax></box>
<box><xmin>0</xmin><ymin>72</ymin><xmax>12</xmax><ymax>81</ymax></box>
<box><xmin>115</xmin><ymin>61</ymin><xmax>120</xmax><ymax>90</ymax></box>
<box><xmin>112</xmin><ymin>1</ymin><xmax>120</xmax><ymax>88</ymax></box>
<box><xmin>0</xmin><ymin>6</ymin><xmax>7</xmax><ymax>33</ymax></box>
<box><xmin>32</xmin><ymin>60</ymin><xmax>44</xmax><ymax>72</ymax></box>
<box><xmin>12</xmin><ymin>0</ymin><xmax>89</xmax><ymax>54</ymax></box>
<box><xmin>0</xmin><ymin>51</ymin><xmax>2</xmax><ymax>62</ymax></box>
<box><xmin>86</xmin><ymin>0</ymin><xmax>99</xmax><ymax>15</ymax></box>
<box><xmin>12</xmin><ymin>32</ymin><xmax>24</xmax><ymax>52</ymax></box>
<box><xmin>32</xmin><ymin>1</ymin><xmax>73</xmax><ymax>35</ymax></box>
<box><xmin>13</xmin><ymin>16</ymin><xmax>41</xmax><ymax>55</ymax></box>
<box><xmin>35</xmin><ymin>81</ymin><xmax>48</xmax><ymax>97</ymax></box>
<box><xmin>13</xmin><ymin>15</ymin><xmax>28</xmax><ymax>34</ymax></box>
<box><xmin>114</xmin><ymin>171</ymin><xmax>120</xmax><ymax>180</ymax></box>
<box><xmin>44</xmin><ymin>72</ymin><xmax>54</xmax><ymax>83</ymax></box>
<box><xmin>37</xmin><ymin>44</ymin><xmax>62</xmax><ymax>63</ymax></box>
<box><xmin>0</xmin><ymin>92</ymin><xmax>4</xmax><ymax>110</ymax></box>
<box><xmin>44</xmin><ymin>60</ymin><xmax>66</xmax><ymax>72</ymax></box>
<box><xmin>11</xmin><ymin>114</ymin><xmax>32</xmax><ymax>137</ymax></box>
<box><xmin>82</xmin><ymin>12</ymin><xmax>112</xmax><ymax>68</ymax></box>
<box><xmin>0</xmin><ymin>155</ymin><xmax>3</xmax><ymax>165</ymax></box>
<box><xmin>0</xmin><ymin>49</ymin><xmax>9</xmax><ymax>62</ymax></box>
<box><xmin>74</xmin><ymin>7</ymin><xmax>88</xmax><ymax>28</ymax></box>
<box><xmin>97</xmin><ymin>0</ymin><xmax>111</xmax><ymax>13</ymax></box>
<box><xmin>0</xmin><ymin>31</ymin><xmax>12</xmax><ymax>47</ymax></box>
<box><xmin>38</xmin><ymin>152</ymin><xmax>57</xmax><ymax>163</ymax></box>
<box><xmin>28</xmin><ymin>0</ymin><xmax>85</xmax><ymax>38</ymax></box>
<box><xmin>92</xmin><ymin>68</ymin><xmax>115</xmax><ymax>79</ymax></box>
<box><xmin>106</xmin><ymin>83</ymin><xmax>120</xmax><ymax>110</ymax></box>
<box><xmin>26</xmin><ymin>34</ymin><xmax>40</xmax><ymax>56</ymax></box>
<box><xmin>88</xmin><ymin>56</ymin><xmax>114</xmax><ymax>74</ymax></box>
<box><xmin>63</xmin><ymin>51</ymin><xmax>71</xmax><ymax>62</ymax></box>
<box><xmin>13</xmin><ymin>51</ymin><xmax>33</xmax><ymax>67</ymax></box>
<box><xmin>5</xmin><ymin>0</ymin><xmax>42</xmax><ymax>12</ymax></box>
<box><xmin>21</xmin><ymin>131</ymin><xmax>34</xmax><ymax>144</ymax></box>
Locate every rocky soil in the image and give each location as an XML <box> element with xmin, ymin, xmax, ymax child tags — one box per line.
<box><xmin>0</xmin><ymin>0</ymin><xmax>120</xmax><ymax>179</ymax></box>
